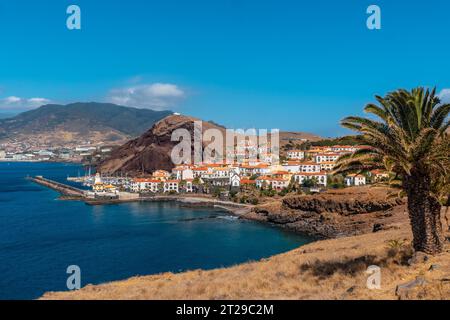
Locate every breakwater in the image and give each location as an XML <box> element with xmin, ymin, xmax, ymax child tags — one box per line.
<box><xmin>29</xmin><ymin>176</ymin><xmax>252</xmax><ymax>215</ymax></box>
<box><xmin>30</xmin><ymin>176</ymin><xmax>85</xmax><ymax>197</ymax></box>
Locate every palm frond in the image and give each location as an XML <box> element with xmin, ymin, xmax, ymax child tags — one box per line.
<box><xmin>335</xmin><ymin>87</ymin><xmax>449</xmax><ymax>198</ymax></box>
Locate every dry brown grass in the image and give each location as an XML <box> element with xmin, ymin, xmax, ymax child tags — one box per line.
<box><xmin>41</xmin><ymin>218</ymin><xmax>450</xmax><ymax>300</ymax></box>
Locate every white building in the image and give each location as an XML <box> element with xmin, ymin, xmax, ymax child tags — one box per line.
<box><xmin>36</xmin><ymin>150</ymin><xmax>55</xmax><ymax>157</ymax></box>
<box><xmin>12</xmin><ymin>154</ymin><xmax>31</xmax><ymax>161</ymax></box>
<box><xmin>256</xmin><ymin>176</ymin><xmax>290</xmax><ymax>190</ymax></box>
<box><xmin>172</xmin><ymin>166</ymin><xmax>194</xmax><ymax>180</ymax></box>
<box><xmin>370</xmin><ymin>170</ymin><xmax>389</xmax><ymax>182</ymax></box>
<box><xmin>192</xmin><ymin>167</ymin><xmax>209</xmax><ymax>178</ymax></box>
<box><xmin>314</xmin><ymin>153</ymin><xmax>340</xmax><ymax>163</ymax></box>
<box><xmin>299</xmin><ymin>162</ymin><xmax>321</xmax><ymax>173</ymax></box>
<box><xmin>164</xmin><ymin>180</ymin><xmax>180</xmax><ymax>193</ymax></box>
<box><xmin>330</xmin><ymin>145</ymin><xmax>357</xmax><ymax>153</ymax></box>
<box><xmin>239</xmin><ymin>164</ymin><xmax>271</xmax><ymax>176</ymax></box>
<box><xmin>281</xmin><ymin>161</ymin><xmax>301</xmax><ymax>173</ymax></box>
<box><xmin>131</xmin><ymin>178</ymin><xmax>160</xmax><ymax>193</ymax></box>
<box><xmin>293</xmin><ymin>172</ymin><xmax>327</xmax><ymax>187</ymax></box>
<box><xmin>184</xmin><ymin>180</ymin><xmax>194</xmax><ymax>192</ymax></box>
<box><xmin>287</xmin><ymin>150</ymin><xmax>305</xmax><ymax>160</ymax></box>
<box><xmin>211</xmin><ymin>167</ymin><xmax>231</xmax><ymax>178</ymax></box>
<box><xmin>75</xmin><ymin>146</ymin><xmax>97</xmax><ymax>153</ymax></box>
<box><xmin>152</xmin><ymin>170</ymin><xmax>171</xmax><ymax>181</ymax></box>
<box><xmin>229</xmin><ymin>169</ymin><xmax>241</xmax><ymax>187</ymax></box>
<box><xmin>320</xmin><ymin>161</ymin><xmax>336</xmax><ymax>171</ymax></box>
<box><xmin>94</xmin><ymin>173</ymin><xmax>102</xmax><ymax>185</ymax></box>
<box><xmin>345</xmin><ymin>174</ymin><xmax>366</xmax><ymax>186</ymax></box>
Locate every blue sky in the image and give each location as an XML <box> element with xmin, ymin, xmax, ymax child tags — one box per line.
<box><xmin>0</xmin><ymin>0</ymin><xmax>449</xmax><ymax>136</ymax></box>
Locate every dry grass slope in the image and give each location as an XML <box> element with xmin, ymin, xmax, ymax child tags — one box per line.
<box><xmin>41</xmin><ymin>215</ymin><xmax>450</xmax><ymax>300</ymax></box>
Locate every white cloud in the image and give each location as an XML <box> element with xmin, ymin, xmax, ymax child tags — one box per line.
<box><xmin>107</xmin><ymin>83</ymin><xmax>185</xmax><ymax>110</ymax></box>
<box><xmin>28</xmin><ymin>97</ymin><xmax>51</xmax><ymax>105</ymax></box>
<box><xmin>5</xmin><ymin>96</ymin><xmax>22</xmax><ymax>103</ymax></box>
<box><xmin>144</xmin><ymin>83</ymin><xmax>184</xmax><ymax>97</ymax></box>
<box><xmin>0</xmin><ymin>96</ymin><xmax>51</xmax><ymax>110</ymax></box>
<box><xmin>438</xmin><ymin>89</ymin><xmax>450</xmax><ymax>103</ymax></box>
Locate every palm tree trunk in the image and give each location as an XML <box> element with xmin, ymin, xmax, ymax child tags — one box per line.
<box><xmin>405</xmin><ymin>170</ymin><xmax>444</xmax><ymax>255</ymax></box>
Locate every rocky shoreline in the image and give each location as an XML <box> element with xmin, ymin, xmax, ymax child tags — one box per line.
<box><xmin>240</xmin><ymin>187</ymin><xmax>408</xmax><ymax>239</ymax></box>
<box><xmin>40</xmin><ymin>186</ymin><xmax>450</xmax><ymax>300</ymax></box>
<box><xmin>59</xmin><ymin>186</ymin><xmax>408</xmax><ymax>240</ymax></box>
<box><xmin>40</xmin><ymin>223</ymin><xmax>450</xmax><ymax>300</ymax></box>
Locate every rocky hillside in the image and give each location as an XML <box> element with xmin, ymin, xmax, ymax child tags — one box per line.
<box><xmin>245</xmin><ymin>186</ymin><xmax>406</xmax><ymax>238</ymax></box>
<box><xmin>0</xmin><ymin>102</ymin><xmax>171</xmax><ymax>145</ymax></box>
<box><xmin>98</xmin><ymin>114</ymin><xmax>226</xmax><ymax>175</ymax></box>
<box><xmin>279</xmin><ymin>131</ymin><xmax>323</xmax><ymax>145</ymax></box>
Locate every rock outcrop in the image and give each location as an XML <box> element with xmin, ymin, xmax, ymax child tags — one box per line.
<box><xmin>98</xmin><ymin>114</ymin><xmax>225</xmax><ymax>175</ymax></box>
<box><xmin>245</xmin><ymin>187</ymin><xmax>407</xmax><ymax>238</ymax></box>
<box><xmin>283</xmin><ymin>189</ymin><xmax>403</xmax><ymax>216</ymax></box>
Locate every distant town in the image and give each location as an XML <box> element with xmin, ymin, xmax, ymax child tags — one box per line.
<box><xmin>0</xmin><ymin>140</ymin><xmax>113</xmax><ymax>163</ymax></box>
<box><xmin>79</xmin><ymin>144</ymin><xmax>390</xmax><ymax>203</ymax></box>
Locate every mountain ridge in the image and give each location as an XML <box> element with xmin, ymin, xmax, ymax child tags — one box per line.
<box><xmin>0</xmin><ymin>102</ymin><xmax>172</xmax><ymax>145</ymax></box>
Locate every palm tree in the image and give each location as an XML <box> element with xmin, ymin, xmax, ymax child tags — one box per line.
<box><xmin>334</xmin><ymin>87</ymin><xmax>449</xmax><ymax>254</ymax></box>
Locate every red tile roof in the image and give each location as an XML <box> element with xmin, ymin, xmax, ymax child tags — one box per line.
<box><xmin>294</xmin><ymin>171</ymin><xmax>327</xmax><ymax>176</ymax></box>
<box><xmin>240</xmin><ymin>179</ymin><xmax>256</xmax><ymax>184</ymax></box>
<box><xmin>133</xmin><ymin>178</ymin><xmax>160</xmax><ymax>183</ymax></box>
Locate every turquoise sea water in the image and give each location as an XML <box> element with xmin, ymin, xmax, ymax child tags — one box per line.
<box><xmin>0</xmin><ymin>162</ymin><xmax>313</xmax><ymax>299</ymax></box>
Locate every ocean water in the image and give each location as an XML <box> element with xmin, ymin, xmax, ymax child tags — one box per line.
<box><xmin>0</xmin><ymin>162</ymin><xmax>313</xmax><ymax>300</ymax></box>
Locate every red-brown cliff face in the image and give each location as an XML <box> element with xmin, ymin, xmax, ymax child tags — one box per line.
<box><xmin>245</xmin><ymin>187</ymin><xmax>407</xmax><ymax>238</ymax></box>
<box><xmin>97</xmin><ymin>114</ymin><xmax>225</xmax><ymax>175</ymax></box>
